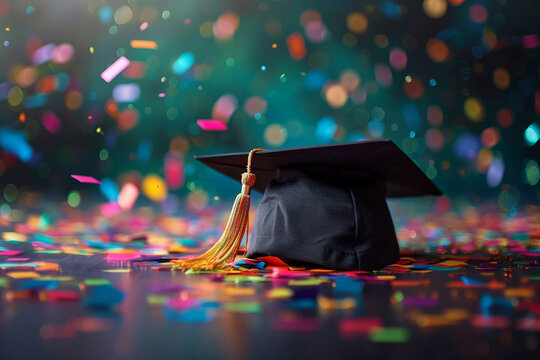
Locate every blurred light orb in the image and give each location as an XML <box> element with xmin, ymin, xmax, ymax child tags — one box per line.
<box><xmin>286</xmin><ymin>33</ymin><xmax>307</xmax><ymax>60</ymax></box>
<box><xmin>497</xmin><ymin>108</ymin><xmax>513</xmax><ymax>128</ymax></box>
<box><xmin>41</xmin><ymin>111</ymin><xmax>62</xmax><ymax>134</ymax></box>
<box><xmin>403</xmin><ymin>77</ymin><xmax>424</xmax><ymax>99</ymax></box>
<box><xmin>264</xmin><ymin>124</ymin><xmax>287</xmax><ymax>146</ymax></box>
<box><xmin>315</xmin><ymin>116</ymin><xmax>337</xmax><ymax>143</ymax></box>
<box><xmin>142</xmin><ymin>174</ymin><xmax>168</xmax><ymax>202</ymax></box>
<box><xmin>423</xmin><ymin>0</ymin><xmax>448</xmax><ymax>19</ymax></box>
<box><xmin>425</xmin><ymin>128</ymin><xmax>445</xmax><ymax>150</ymax></box>
<box><xmin>524</xmin><ymin>123</ymin><xmax>540</xmax><ymax>146</ymax></box>
<box><xmin>493</xmin><ymin>67</ymin><xmax>510</xmax><ymax>89</ymax></box>
<box><xmin>212</xmin><ymin>94</ymin><xmax>238</xmax><ymax>121</ymax></box>
<box><xmin>374</xmin><ymin>34</ymin><xmax>389</xmax><ymax>48</ymax></box>
<box><xmin>453</xmin><ymin>132</ymin><xmax>481</xmax><ymax>161</ymax></box>
<box><xmin>464</xmin><ymin>97</ymin><xmax>484</xmax><ymax>122</ymax></box>
<box><xmin>7</xmin><ymin>86</ymin><xmax>24</xmax><ymax>107</ymax></box>
<box><xmin>117</xmin><ymin>109</ymin><xmax>139</xmax><ymax>131</ymax></box>
<box><xmin>51</xmin><ymin>43</ymin><xmax>74</xmax><ymax>63</ymax></box>
<box><xmin>165</xmin><ymin>151</ymin><xmax>184</xmax><ymax>190</ymax></box>
<box><xmin>426</xmin><ymin>38</ymin><xmax>450</xmax><ymax>62</ymax></box>
<box><xmin>525</xmin><ymin>160</ymin><xmax>540</xmax><ymax>186</ymax></box>
<box><xmin>200</xmin><ymin>21</ymin><xmax>214</xmax><ymax>38</ymax></box>
<box><xmin>244</xmin><ymin>96</ymin><xmax>268</xmax><ymax>117</ymax></box>
<box><xmin>475</xmin><ymin>148</ymin><xmax>493</xmax><ymax>173</ymax></box>
<box><xmin>389</xmin><ymin>48</ymin><xmax>407</xmax><ymax>70</ymax></box>
<box><xmin>427</xmin><ymin>106</ymin><xmax>444</xmax><ymax>126</ymax></box>
<box><xmin>346</xmin><ymin>12</ymin><xmax>368</xmax><ymax>34</ymax></box>
<box><xmin>325</xmin><ymin>83</ymin><xmax>348</xmax><ymax>108</ymax></box>
<box><xmin>172</xmin><ymin>52</ymin><xmax>195</xmax><ymax>75</ymax></box>
<box><xmin>374</xmin><ymin>64</ymin><xmax>393</xmax><ymax>87</ymax></box>
<box><xmin>67</xmin><ymin>191</ymin><xmax>81</xmax><ymax>208</ymax></box>
<box><xmin>15</xmin><ymin>66</ymin><xmax>38</xmax><ymax>87</ymax></box>
<box><xmin>305</xmin><ymin>22</ymin><xmax>328</xmax><ymax>43</ymax></box>
<box><xmin>187</xmin><ymin>190</ymin><xmax>208</xmax><ymax>213</ymax></box>
<box><xmin>367</xmin><ymin>120</ymin><xmax>384</xmax><ymax>138</ymax></box>
<box><xmin>98</xmin><ymin>6</ymin><xmax>113</xmax><ymax>23</ymax></box>
<box><xmin>4</xmin><ymin>184</ymin><xmax>17</xmax><ymax>202</ymax></box>
<box><xmin>300</xmin><ymin>10</ymin><xmax>322</xmax><ymax>27</ymax></box>
<box><xmin>487</xmin><ymin>157</ymin><xmax>504</xmax><ymax>188</ymax></box>
<box><xmin>113</xmin><ymin>84</ymin><xmax>141</xmax><ymax>103</ymax></box>
<box><xmin>114</xmin><ymin>5</ymin><xmax>133</xmax><ymax>25</ymax></box>
<box><xmin>481</xmin><ymin>127</ymin><xmax>500</xmax><ymax>148</ymax></box>
<box><xmin>469</xmin><ymin>5</ymin><xmax>488</xmax><ymax>23</ymax></box>
<box><xmin>340</xmin><ymin>70</ymin><xmax>360</xmax><ymax>91</ymax></box>
<box><xmin>65</xmin><ymin>90</ymin><xmax>83</xmax><ymax>110</ymax></box>
<box><xmin>213</xmin><ymin>12</ymin><xmax>239</xmax><ymax>40</ymax></box>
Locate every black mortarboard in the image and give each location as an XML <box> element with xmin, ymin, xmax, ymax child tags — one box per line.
<box><xmin>173</xmin><ymin>140</ymin><xmax>441</xmax><ymax>271</ymax></box>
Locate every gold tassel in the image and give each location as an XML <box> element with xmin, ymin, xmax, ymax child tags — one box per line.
<box><xmin>173</xmin><ymin>149</ymin><xmax>265</xmax><ymax>271</ymax></box>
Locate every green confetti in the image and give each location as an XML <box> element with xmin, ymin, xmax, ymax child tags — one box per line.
<box><xmin>288</xmin><ymin>278</ymin><xmax>322</xmax><ymax>286</ymax></box>
<box><xmin>147</xmin><ymin>294</ymin><xmax>168</xmax><ymax>305</ymax></box>
<box><xmin>84</xmin><ymin>279</ymin><xmax>111</xmax><ymax>286</ymax></box>
<box><xmin>34</xmin><ymin>250</ymin><xmax>62</xmax><ymax>254</ymax></box>
<box><xmin>225</xmin><ymin>302</ymin><xmax>262</xmax><ymax>313</ymax></box>
<box><xmin>224</xmin><ymin>275</ymin><xmax>268</xmax><ymax>283</ymax></box>
<box><xmin>0</xmin><ymin>278</ymin><xmax>7</xmax><ymax>287</ymax></box>
<box><xmin>103</xmin><ymin>269</ymin><xmax>131</xmax><ymax>273</ymax></box>
<box><xmin>368</xmin><ymin>327</ymin><xmax>410</xmax><ymax>343</ymax></box>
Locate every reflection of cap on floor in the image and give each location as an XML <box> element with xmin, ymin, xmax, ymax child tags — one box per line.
<box><xmin>177</xmin><ymin>140</ymin><xmax>442</xmax><ymax>271</ymax></box>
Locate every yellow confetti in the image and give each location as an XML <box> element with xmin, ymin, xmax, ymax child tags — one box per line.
<box><xmin>7</xmin><ymin>271</ymin><xmax>40</xmax><ymax>279</ymax></box>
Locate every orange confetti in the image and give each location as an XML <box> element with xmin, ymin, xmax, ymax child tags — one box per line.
<box><xmin>286</xmin><ymin>33</ymin><xmax>307</xmax><ymax>61</ymax></box>
<box><xmin>129</xmin><ymin>40</ymin><xmax>158</xmax><ymax>49</ymax></box>
<box><xmin>19</xmin><ymin>112</ymin><xmax>26</xmax><ymax>123</ymax></box>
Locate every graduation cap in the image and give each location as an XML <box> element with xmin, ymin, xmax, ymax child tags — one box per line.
<box><xmin>173</xmin><ymin>140</ymin><xmax>441</xmax><ymax>271</ymax></box>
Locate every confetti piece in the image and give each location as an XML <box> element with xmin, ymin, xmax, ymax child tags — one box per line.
<box><xmin>368</xmin><ymin>327</ymin><xmax>410</xmax><ymax>343</ymax></box>
<box><xmin>223</xmin><ymin>286</ymin><xmax>256</xmax><ymax>296</ymax></box>
<box><xmin>130</xmin><ymin>40</ymin><xmax>158</xmax><ymax>49</ymax></box>
<box><xmin>274</xmin><ymin>317</ymin><xmax>320</xmax><ymax>331</ymax></box>
<box><xmin>318</xmin><ymin>296</ymin><xmax>357</xmax><ymax>310</ymax></box>
<box><xmin>71</xmin><ymin>174</ymin><xmax>102</xmax><ymax>184</ymax></box>
<box><xmin>7</xmin><ymin>271</ymin><xmax>40</xmax><ymax>279</ymax></box>
<box><xmin>470</xmin><ymin>315</ymin><xmax>510</xmax><ymax>328</ymax></box>
<box><xmin>0</xmin><ymin>250</ymin><xmax>23</xmax><ymax>256</ymax></box>
<box><xmin>339</xmin><ymin>318</ymin><xmax>383</xmax><ymax>336</ymax></box>
<box><xmin>40</xmin><ymin>290</ymin><xmax>80</xmax><ymax>302</ymax></box>
<box><xmin>83</xmin><ymin>285</ymin><xmax>124</xmax><ymax>308</ymax></box>
<box><xmin>100</xmin><ymin>56</ymin><xmax>130</xmax><ymax>83</ymax></box>
<box><xmin>83</xmin><ymin>279</ymin><xmax>111</xmax><ymax>286</ymax></box>
<box><xmin>504</xmin><ymin>288</ymin><xmax>535</xmax><ymax>298</ymax></box>
<box><xmin>103</xmin><ymin>268</ymin><xmax>131</xmax><ymax>273</ymax></box>
<box><xmin>20</xmin><ymin>279</ymin><xmax>59</xmax><ymax>290</ymax></box>
<box><xmin>117</xmin><ymin>182</ymin><xmax>139</xmax><ymax>211</ymax></box>
<box><xmin>224</xmin><ymin>302</ymin><xmax>262</xmax><ymax>313</ymax></box>
<box><xmin>266</xmin><ymin>287</ymin><xmax>294</xmax><ymax>299</ymax></box>
<box><xmin>334</xmin><ymin>275</ymin><xmax>363</xmax><ymax>294</ymax></box>
<box><xmin>163</xmin><ymin>306</ymin><xmax>215</xmax><ymax>323</ymax></box>
<box><xmin>196</xmin><ymin>119</ymin><xmax>228</xmax><ymax>131</ymax></box>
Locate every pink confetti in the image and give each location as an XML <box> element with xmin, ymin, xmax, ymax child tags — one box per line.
<box><xmin>7</xmin><ymin>258</ymin><xmax>30</xmax><ymax>262</ymax></box>
<box><xmin>158</xmin><ymin>93</ymin><xmax>166</xmax><ymax>97</ymax></box>
<box><xmin>196</xmin><ymin>119</ymin><xmax>228</xmax><ymax>131</ymax></box>
<box><xmin>521</xmin><ymin>34</ymin><xmax>540</xmax><ymax>49</ymax></box>
<box><xmin>100</xmin><ymin>202</ymin><xmax>122</xmax><ymax>216</ymax></box>
<box><xmin>117</xmin><ymin>182</ymin><xmax>139</xmax><ymax>211</ymax></box>
<box><xmin>71</xmin><ymin>175</ymin><xmax>102</xmax><ymax>184</ymax></box>
<box><xmin>42</xmin><ymin>111</ymin><xmax>62</xmax><ymax>134</ymax></box>
<box><xmin>274</xmin><ymin>317</ymin><xmax>320</xmax><ymax>331</ymax></box>
<box><xmin>140</xmin><ymin>22</ymin><xmax>148</xmax><ymax>31</ymax></box>
<box><xmin>0</xmin><ymin>250</ymin><xmax>23</xmax><ymax>256</ymax></box>
<box><xmin>100</xmin><ymin>56</ymin><xmax>130</xmax><ymax>83</ymax></box>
